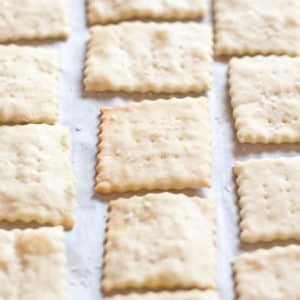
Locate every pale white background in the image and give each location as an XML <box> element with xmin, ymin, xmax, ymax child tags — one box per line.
<box><xmin>49</xmin><ymin>1</ymin><xmax>300</xmax><ymax>299</ymax></box>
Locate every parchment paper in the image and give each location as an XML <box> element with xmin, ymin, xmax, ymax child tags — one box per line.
<box><xmin>50</xmin><ymin>1</ymin><xmax>300</xmax><ymax>299</ymax></box>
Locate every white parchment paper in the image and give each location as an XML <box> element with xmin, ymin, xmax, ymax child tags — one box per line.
<box><xmin>48</xmin><ymin>1</ymin><xmax>300</xmax><ymax>299</ymax></box>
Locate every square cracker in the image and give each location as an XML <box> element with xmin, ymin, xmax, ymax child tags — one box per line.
<box><xmin>84</xmin><ymin>22</ymin><xmax>212</xmax><ymax>93</ymax></box>
<box><xmin>234</xmin><ymin>245</ymin><xmax>300</xmax><ymax>300</ymax></box>
<box><xmin>0</xmin><ymin>0</ymin><xmax>69</xmax><ymax>43</ymax></box>
<box><xmin>0</xmin><ymin>124</ymin><xmax>75</xmax><ymax>229</ymax></box>
<box><xmin>214</xmin><ymin>0</ymin><xmax>300</xmax><ymax>56</ymax></box>
<box><xmin>95</xmin><ymin>97</ymin><xmax>211</xmax><ymax>193</ymax></box>
<box><xmin>0</xmin><ymin>46</ymin><xmax>59</xmax><ymax>125</ymax></box>
<box><xmin>229</xmin><ymin>56</ymin><xmax>300</xmax><ymax>143</ymax></box>
<box><xmin>234</xmin><ymin>157</ymin><xmax>300</xmax><ymax>243</ymax></box>
<box><xmin>0</xmin><ymin>227</ymin><xmax>67</xmax><ymax>300</ymax></box>
<box><xmin>103</xmin><ymin>193</ymin><xmax>216</xmax><ymax>293</ymax></box>
<box><xmin>104</xmin><ymin>290</ymin><xmax>219</xmax><ymax>300</ymax></box>
<box><xmin>87</xmin><ymin>0</ymin><xmax>207</xmax><ymax>25</ymax></box>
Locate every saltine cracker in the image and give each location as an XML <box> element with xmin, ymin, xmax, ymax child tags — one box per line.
<box><xmin>95</xmin><ymin>98</ymin><xmax>211</xmax><ymax>193</ymax></box>
<box><xmin>103</xmin><ymin>193</ymin><xmax>216</xmax><ymax>293</ymax></box>
<box><xmin>235</xmin><ymin>157</ymin><xmax>300</xmax><ymax>243</ymax></box>
<box><xmin>84</xmin><ymin>22</ymin><xmax>212</xmax><ymax>93</ymax></box>
<box><xmin>214</xmin><ymin>0</ymin><xmax>300</xmax><ymax>56</ymax></box>
<box><xmin>234</xmin><ymin>246</ymin><xmax>300</xmax><ymax>299</ymax></box>
<box><xmin>0</xmin><ymin>227</ymin><xmax>67</xmax><ymax>300</ymax></box>
<box><xmin>0</xmin><ymin>46</ymin><xmax>59</xmax><ymax>125</ymax></box>
<box><xmin>0</xmin><ymin>124</ymin><xmax>75</xmax><ymax>229</ymax></box>
<box><xmin>229</xmin><ymin>56</ymin><xmax>300</xmax><ymax>143</ymax></box>
<box><xmin>87</xmin><ymin>0</ymin><xmax>207</xmax><ymax>24</ymax></box>
<box><xmin>0</xmin><ymin>0</ymin><xmax>69</xmax><ymax>43</ymax></box>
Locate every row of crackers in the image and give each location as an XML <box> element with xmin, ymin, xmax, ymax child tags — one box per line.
<box><xmin>85</xmin><ymin>1</ymin><xmax>217</xmax><ymax>300</ymax></box>
<box><xmin>0</xmin><ymin>1</ymin><xmax>74</xmax><ymax>300</ymax></box>
<box><xmin>1</xmin><ymin>0</ymin><xmax>300</xmax><ymax>300</ymax></box>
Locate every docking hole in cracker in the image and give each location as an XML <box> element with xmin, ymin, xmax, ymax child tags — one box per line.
<box><xmin>0</xmin><ymin>45</ymin><xmax>59</xmax><ymax>125</ymax></box>
<box><xmin>84</xmin><ymin>22</ymin><xmax>212</xmax><ymax>93</ymax></box>
<box><xmin>0</xmin><ymin>227</ymin><xmax>67</xmax><ymax>299</ymax></box>
<box><xmin>102</xmin><ymin>193</ymin><xmax>216</xmax><ymax>293</ymax></box>
<box><xmin>0</xmin><ymin>0</ymin><xmax>70</xmax><ymax>43</ymax></box>
<box><xmin>95</xmin><ymin>97</ymin><xmax>211</xmax><ymax>193</ymax></box>
<box><xmin>87</xmin><ymin>0</ymin><xmax>207</xmax><ymax>24</ymax></box>
<box><xmin>235</xmin><ymin>157</ymin><xmax>300</xmax><ymax>243</ymax></box>
<box><xmin>0</xmin><ymin>124</ymin><xmax>75</xmax><ymax>229</ymax></box>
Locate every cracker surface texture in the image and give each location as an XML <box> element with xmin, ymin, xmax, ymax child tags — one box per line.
<box><xmin>0</xmin><ymin>124</ymin><xmax>75</xmax><ymax>229</ymax></box>
<box><xmin>0</xmin><ymin>0</ymin><xmax>69</xmax><ymax>42</ymax></box>
<box><xmin>104</xmin><ymin>290</ymin><xmax>219</xmax><ymax>300</ymax></box>
<box><xmin>229</xmin><ymin>56</ymin><xmax>300</xmax><ymax>143</ymax></box>
<box><xmin>235</xmin><ymin>157</ymin><xmax>300</xmax><ymax>243</ymax></box>
<box><xmin>103</xmin><ymin>193</ymin><xmax>216</xmax><ymax>293</ymax></box>
<box><xmin>0</xmin><ymin>227</ymin><xmax>67</xmax><ymax>300</ymax></box>
<box><xmin>95</xmin><ymin>98</ymin><xmax>211</xmax><ymax>193</ymax></box>
<box><xmin>87</xmin><ymin>0</ymin><xmax>207</xmax><ymax>24</ymax></box>
<box><xmin>234</xmin><ymin>245</ymin><xmax>300</xmax><ymax>300</ymax></box>
<box><xmin>214</xmin><ymin>0</ymin><xmax>300</xmax><ymax>56</ymax></box>
<box><xmin>84</xmin><ymin>22</ymin><xmax>212</xmax><ymax>93</ymax></box>
<box><xmin>0</xmin><ymin>46</ymin><xmax>59</xmax><ymax>125</ymax></box>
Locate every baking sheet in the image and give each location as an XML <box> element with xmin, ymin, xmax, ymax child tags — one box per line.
<box><xmin>50</xmin><ymin>1</ymin><xmax>300</xmax><ymax>299</ymax></box>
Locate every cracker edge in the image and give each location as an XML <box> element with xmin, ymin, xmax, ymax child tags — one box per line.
<box><xmin>213</xmin><ymin>0</ymin><xmax>300</xmax><ymax>57</ymax></box>
<box><xmin>42</xmin><ymin>48</ymin><xmax>60</xmax><ymax>125</ymax></box>
<box><xmin>0</xmin><ymin>125</ymin><xmax>75</xmax><ymax>230</ymax></box>
<box><xmin>87</xmin><ymin>0</ymin><xmax>207</xmax><ymax>25</ymax></box>
<box><xmin>103</xmin><ymin>290</ymin><xmax>220</xmax><ymax>300</ymax></box>
<box><xmin>102</xmin><ymin>193</ymin><xmax>217</xmax><ymax>294</ymax></box>
<box><xmin>94</xmin><ymin>97</ymin><xmax>211</xmax><ymax>193</ymax></box>
<box><xmin>233</xmin><ymin>245</ymin><xmax>300</xmax><ymax>300</ymax></box>
<box><xmin>84</xmin><ymin>22</ymin><xmax>213</xmax><ymax>93</ymax></box>
<box><xmin>229</xmin><ymin>56</ymin><xmax>263</xmax><ymax>143</ymax></box>
<box><xmin>234</xmin><ymin>157</ymin><xmax>300</xmax><ymax>243</ymax></box>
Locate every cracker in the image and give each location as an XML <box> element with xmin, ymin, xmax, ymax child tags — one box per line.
<box><xmin>0</xmin><ymin>227</ymin><xmax>67</xmax><ymax>299</ymax></box>
<box><xmin>229</xmin><ymin>56</ymin><xmax>300</xmax><ymax>143</ymax></box>
<box><xmin>0</xmin><ymin>45</ymin><xmax>58</xmax><ymax>125</ymax></box>
<box><xmin>104</xmin><ymin>290</ymin><xmax>219</xmax><ymax>300</ymax></box>
<box><xmin>214</xmin><ymin>0</ymin><xmax>300</xmax><ymax>56</ymax></box>
<box><xmin>87</xmin><ymin>0</ymin><xmax>207</xmax><ymax>25</ymax></box>
<box><xmin>0</xmin><ymin>124</ymin><xmax>75</xmax><ymax>229</ymax></box>
<box><xmin>234</xmin><ymin>157</ymin><xmax>300</xmax><ymax>243</ymax></box>
<box><xmin>95</xmin><ymin>97</ymin><xmax>211</xmax><ymax>193</ymax></box>
<box><xmin>234</xmin><ymin>245</ymin><xmax>300</xmax><ymax>299</ymax></box>
<box><xmin>84</xmin><ymin>22</ymin><xmax>212</xmax><ymax>93</ymax></box>
<box><xmin>0</xmin><ymin>0</ymin><xmax>69</xmax><ymax>43</ymax></box>
<box><xmin>103</xmin><ymin>193</ymin><xmax>216</xmax><ymax>293</ymax></box>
